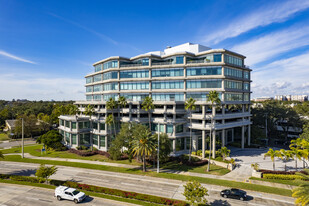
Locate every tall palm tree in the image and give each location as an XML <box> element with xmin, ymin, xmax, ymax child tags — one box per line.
<box><xmin>106</xmin><ymin>98</ymin><xmax>118</xmax><ymax>136</ymax></box>
<box><xmin>292</xmin><ymin>169</ymin><xmax>309</xmax><ymax>206</ymax></box>
<box><xmin>279</xmin><ymin>149</ymin><xmax>293</xmax><ymax>172</ymax></box>
<box><xmin>105</xmin><ymin>114</ymin><xmax>114</xmax><ymax>143</ymax></box>
<box><xmin>264</xmin><ymin>148</ymin><xmax>281</xmax><ymax>171</ymax></box>
<box><xmin>290</xmin><ymin>146</ymin><xmax>303</xmax><ymax>171</ymax></box>
<box><xmin>118</xmin><ymin>96</ymin><xmax>128</xmax><ymax>119</ymax></box>
<box><xmin>206</xmin><ymin>91</ymin><xmax>221</xmax><ymax>172</ymax></box>
<box><xmin>185</xmin><ymin>97</ymin><xmax>196</xmax><ymax>162</ymax></box>
<box><xmin>219</xmin><ymin>146</ymin><xmax>230</xmax><ymax>161</ymax></box>
<box><xmin>84</xmin><ymin>104</ymin><xmax>95</xmax><ymax>150</ymax></box>
<box><xmin>142</xmin><ymin>96</ymin><xmax>155</xmax><ymax>129</ymax></box>
<box><xmin>131</xmin><ymin>125</ymin><xmax>156</xmax><ymax>172</ymax></box>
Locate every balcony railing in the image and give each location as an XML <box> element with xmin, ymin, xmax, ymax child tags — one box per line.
<box><xmin>186</xmin><ymin>60</ymin><xmax>207</xmax><ymax>64</ymax></box>
<box><xmin>152</xmin><ymin>62</ymin><xmax>173</xmax><ymax>66</ymax></box>
<box><xmin>120</xmin><ymin>64</ymin><xmax>143</xmax><ymax>68</ymax></box>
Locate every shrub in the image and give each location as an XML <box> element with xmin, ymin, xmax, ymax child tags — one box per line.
<box><xmin>9</xmin><ymin>175</ymin><xmax>45</xmax><ymax>183</ymax></box>
<box><xmin>260</xmin><ymin>169</ymin><xmax>309</xmax><ymax>175</ymax></box>
<box><xmin>77</xmin><ymin>145</ymin><xmax>88</xmax><ymax>150</ymax></box>
<box><xmin>50</xmin><ymin>179</ymin><xmax>66</xmax><ymax>186</ymax></box>
<box><xmin>196</xmin><ymin>150</ymin><xmax>202</xmax><ymax>157</ymax></box>
<box><xmin>191</xmin><ymin>152</ymin><xmax>196</xmax><ymax>156</ymax></box>
<box><xmin>68</xmin><ymin>149</ymin><xmax>110</xmax><ymax>158</ymax></box>
<box><xmin>263</xmin><ymin>174</ymin><xmax>307</xmax><ymax>180</ymax></box>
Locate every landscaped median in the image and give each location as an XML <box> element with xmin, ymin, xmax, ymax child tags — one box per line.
<box><xmin>0</xmin><ymin>155</ymin><xmax>293</xmax><ymax>197</ymax></box>
<box><xmin>0</xmin><ymin>174</ymin><xmax>187</xmax><ymax>206</ymax></box>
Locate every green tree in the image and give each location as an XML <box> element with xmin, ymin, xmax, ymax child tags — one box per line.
<box><xmin>35</xmin><ymin>164</ymin><xmax>57</xmax><ymax>183</ymax></box>
<box><xmin>106</xmin><ymin>114</ymin><xmax>115</xmax><ymax>148</ymax></box>
<box><xmin>185</xmin><ymin>97</ymin><xmax>196</xmax><ymax>162</ymax></box>
<box><xmin>292</xmin><ymin>169</ymin><xmax>309</xmax><ymax>206</ymax></box>
<box><xmin>131</xmin><ymin>124</ymin><xmax>156</xmax><ymax>172</ymax></box>
<box><xmin>300</xmin><ymin>123</ymin><xmax>309</xmax><ymax>142</ymax></box>
<box><xmin>279</xmin><ymin>149</ymin><xmax>293</xmax><ymax>172</ymax></box>
<box><xmin>218</xmin><ymin>146</ymin><xmax>230</xmax><ymax>161</ymax></box>
<box><xmin>152</xmin><ymin>132</ymin><xmax>172</xmax><ymax>163</ymax></box>
<box><xmin>142</xmin><ymin>96</ymin><xmax>155</xmax><ymax>129</ymax></box>
<box><xmin>106</xmin><ymin>98</ymin><xmax>118</xmax><ymax>135</ymax></box>
<box><xmin>183</xmin><ymin>180</ymin><xmax>208</xmax><ymax>206</ymax></box>
<box><xmin>14</xmin><ymin>114</ymin><xmax>39</xmax><ymax>138</ymax></box>
<box><xmin>36</xmin><ymin>130</ymin><xmax>63</xmax><ymax>150</ymax></box>
<box><xmin>84</xmin><ymin>104</ymin><xmax>94</xmax><ymax>150</ymax></box>
<box><xmin>290</xmin><ymin>146</ymin><xmax>303</xmax><ymax>171</ymax></box>
<box><xmin>118</xmin><ymin>96</ymin><xmax>127</xmax><ymax>119</ymax></box>
<box><xmin>264</xmin><ymin>148</ymin><xmax>281</xmax><ymax>171</ymax></box>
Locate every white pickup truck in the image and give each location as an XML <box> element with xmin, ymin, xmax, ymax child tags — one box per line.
<box><xmin>55</xmin><ymin>186</ymin><xmax>87</xmax><ymax>204</ymax></box>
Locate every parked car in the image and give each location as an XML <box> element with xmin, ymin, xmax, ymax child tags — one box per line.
<box><xmin>220</xmin><ymin>188</ymin><xmax>247</xmax><ymax>201</ymax></box>
<box><xmin>55</xmin><ymin>186</ymin><xmax>87</xmax><ymax>204</ymax></box>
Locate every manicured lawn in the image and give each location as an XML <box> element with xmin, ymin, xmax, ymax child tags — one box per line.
<box><xmin>161</xmin><ymin>159</ymin><xmax>230</xmax><ymax>175</ymax></box>
<box><xmin>0</xmin><ymin>133</ymin><xmax>10</xmax><ymax>141</ymax></box>
<box><xmin>0</xmin><ymin>180</ymin><xmax>158</xmax><ymax>206</ymax></box>
<box><xmin>250</xmin><ymin>177</ymin><xmax>305</xmax><ymax>186</ymax></box>
<box><xmin>1</xmin><ymin>144</ymin><xmax>230</xmax><ymax>175</ymax></box>
<box><xmin>1</xmin><ymin>155</ymin><xmax>292</xmax><ymax>197</ymax></box>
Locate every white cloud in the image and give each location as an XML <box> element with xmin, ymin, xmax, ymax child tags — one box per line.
<box><xmin>202</xmin><ymin>0</ymin><xmax>309</xmax><ymax>44</ymax></box>
<box><xmin>0</xmin><ymin>73</ymin><xmax>84</xmax><ymax>101</ymax></box>
<box><xmin>231</xmin><ymin>25</ymin><xmax>309</xmax><ymax>65</ymax></box>
<box><xmin>251</xmin><ymin>51</ymin><xmax>309</xmax><ymax>97</ymax></box>
<box><xmin>0</xmin><ymin>50</ymin><xmax>36</xmax><ymax>64</ymax></box>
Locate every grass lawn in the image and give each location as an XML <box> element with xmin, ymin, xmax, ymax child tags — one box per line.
<box><xmin>1</xmin><ymin>144</ymin><xmax>230</xmax><ymax>175</ymax></box>
<box><xmin>0</xmin><ymin>133</ymin><xmax>10</xmax><ymax>141</ymax></box>
<box><xmin>0</xmin><ymin>180</ymin><xmax>159</xmax><ymax>206</ymax></box>
<box><xmin>1</xmin><ymin>155</ymin><xmax>292</xmax><ymax>197</ymax></box>
<box><xmin>250</xmin><ymin>177</ymin><xmax>305</xmax><ymax>187</ymax></box>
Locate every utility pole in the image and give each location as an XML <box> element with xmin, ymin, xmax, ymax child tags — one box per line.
<box><xmin>157</xmin><ymin>123</ymin><xmax>160</xmax><ymax>173</ymax></box>
<box><xmin>21</xmin><ymin>118</ymin><xmax>24</xmax><ymax>159</ymax></box>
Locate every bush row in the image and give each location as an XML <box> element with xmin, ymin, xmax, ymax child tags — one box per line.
<box><xmin>263</xmin><ymin>174</ymin><xmax>306</xmax><ymax>180</ymax></box>
<box><xmin>68</xmin><ymin>149</ymin><xmax>110</xmax><ymax>158</ymax></box>
<box><xmin>64</xmin><ymin>181</ymin><xmax>187</xmax><ymax>206</ymax></box>
<box><xmin>169</xmin><ymin>155</ymin><xmax>208</xmax><ymax>166</ymax></box>
<box><xmin>0</xmin><ymin>174</ymin><xmax>188</xmax><ymax>205</ymax></box>
<box><xmin>260</xmin><ymin>169</ymin><xmax>309</xmax><ymax>175</ymax></box>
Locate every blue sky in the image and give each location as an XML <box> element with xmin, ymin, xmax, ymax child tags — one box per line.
<box><xmin>1</xmin><ymin>0</ymin><xmax>309</xmax><ymax>100</ymax></box>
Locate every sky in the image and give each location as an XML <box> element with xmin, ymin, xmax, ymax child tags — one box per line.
<box><xmin>0</xmin><ymin>0</ymin><xmax>309</xmax><ymax>100</ymax></box>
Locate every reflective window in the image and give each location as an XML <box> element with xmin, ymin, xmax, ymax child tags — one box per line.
<box><xmin>103</xmin><ymin>61</ymin><xmax>118</xmax><ymax>70</ymax></box>
<box><xmin>93</xmin><ymin>95</ymin><xmax>101</xmax><ymax>101</ymax></box>
<box><xmin>86</xmin><ymin>95</ymin><xmax>92</xmax><ymax>101</ymax></box>
<box><xmin>176</xmin><ymin>124</ymin><xmax>183</xmax><ymax>133</ymax></box>
<box><xmin>152</xmin><ymin>93</ymin><xmax>184</xmax><ymax>101</ymax></box>
<box><xmin>213</xmin><ymin>54</ymin><xmax>222</xmax><ymax>62</ymax></box>
<box><xmin>72</xmin><ymin>134</ymin><xmax>77</xmax><ymax>144</ymax></box>
<box><xmin>244</xmin><ymin>71</ymin><xmax>250</xmax><ymax>79</ymax></box>
<box><xmin>72</xmin><ymin>122</ymin><xmax>76</xmax><ymax>129</ymax></box>
<box><xmin>86</xmin><ymin>77</ymin><xmax>93</xmax><ymax>84</ymax></box>
<box><xmin>86</xmin><ymin>86</ymin><xmax>93</xmax><ymax>93</ymax></box>
<box><xmin>103</xmin><ymin>83</ymin><xmax>118</xmax><ymax>91</ymax></box>
<box><xmin>103</xmin><ymin>72</ymin><xmax>118</xmax><ymax>80</ymax></box>
<box><xmin>186</xmin><ymin>67</ymin><xmax>222</xmax><ymax>76</ymax></box>
<box><xmin>100</xmin><ymin>136</ymin><xmax>105</xmax><ymax>147</ymax></box>
<box><xmin>244</xmin><ymin>93</ymin><xmax>250</xmax><ymax>101</ymax></box>
<box><xmin>94</xmin><ymin>64</ymin><xmax>102</xmax><ymax>72</ymax></box>
<box><xmin>224</xmin><ymin>54</ymin><xmax>243</xmax><ymax>67</ymax></box>
<box><xmin>151</xmin><ymin>123</ymin><xmax>165</xmax><ymax>132</ymax></box>
<box><xmin>93</xmin><ymin>135</ymin><xmax>98</xmax><ymax>146</ymax></box>
<box><xmin>176</xmin><ymin>56</ymin><xmax>184</xmax><ymax>64</ymax></box>
<box><xmin>224</xmin><ymin>93</ymin><xmax>243</xmax><ymax>101</ymax></box>
<box><xmin>176</xmin><ymin>138</ymin><xmax>185</xmax><ymax>151</ymax></box>
<box><xmin>65</xmin><ymin>132</ymin><xmax>70</xmax><ymax>143</ymax></box>
<box><xmin>187</xmin><ymin>79</ymin><xmax>222</xmax><ymax>89</ymax></box>
<box><xmin>151</xmin><ymin>68</ymin><xmax>184</xmax><ymax>77</ymax></box>
<box><xmin>120</xmin><ymin>82</ymin><xmax>149</xmax><ymax>90</ymax></box>
<box><xmin>167</xmin><ymin>125</ymin><xmax>173</xmax><ymax>133</ymax></box>
<box><xmin>142</xmin><ymin>58</ymin><xmax>149</xmax><ymax>66</ymax></box>
<box><xmin>103</xmin><ymin>94</ymin><xmax>118</xmax><ymax>101</ymax></box>
<box><xmin>120</xmin><ymin>70</ymin><xmax>149</xmax><ymax>79</ymax></box>
<box><xmin>80</xmin><ymin>133</ymin><xmax>90</xmax><ymax>145</ymax></box>
<box><xmin>152</xmin><ymin>81</ymin><xmax>184</xmax><ymax>89</ymax></box>
<box><xmin>225</xmin><ymin>80</ymin><xmax>243</xmax><ymax>90</ymax></box>
<box><xmin>186</xmin><ymin>92</ymin><xmax>222</xmax><ymax>101</ymax></box>
<box><xmin>244</xmin><ymin>83</ymin><xmax>249</xmax><ymax>91</ymax></box>
<box><xmin>224</xmin><ymin>67</ymin><xmax>243</xmax><ymax>78</ymax></box>
<box><xmin>121</xmin><ymin>93</ymin><xmax>148</xmax><ymax>101</ymax></box>
<box><xmin>99</xmin><ymin>123</ymin><xmax>105</xmax><ymax>131</ymax></box>
<box><xmin>93</xmin><ymin>74</ymin><xmax>102</xmax><ymax>82</ymax></box>
<box><xmin>93</xmin><ymin>85</ymin><xmax>102</xmax><ymax>92</ymax></box>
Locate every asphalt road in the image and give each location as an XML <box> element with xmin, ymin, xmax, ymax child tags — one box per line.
<box><xmin>0</xmin><ymin>140</ymin><xmax>36</xmax><ymax>149</ymax></box>
<box><xmin>0</xmin><ymin>161</ymin><xmax>295</xmax><ymax>206</ymax></box>
<box><xmin>0</xmin><ymin>183</ymin><xmax>137</xmax><ymax>206</ymax></box>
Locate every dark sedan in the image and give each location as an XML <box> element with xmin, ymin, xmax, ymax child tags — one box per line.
<box><xmin>220</xmin><ymin>188</ymin><xmax>247</xmax><ymax>201</ymax></box>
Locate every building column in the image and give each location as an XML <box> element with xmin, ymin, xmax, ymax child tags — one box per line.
<box><xmin>248</xmin><ymin>124</ymin><xmax>251</xmax><ymax>146</ymax></box>
<box><xmin>172</xmin><ymin>125</ymin><xmax>176</xmax><ymax>137</ymax></box>
<box><xmin>212</xmin><ymin>130</ymin><xmax>216</xmax><ymax>158</ymax></box>
<box><xmin>192</xmin><ymin>135</ymin><xmax>198</xmax><ymax>152</ymax></box>
<box><xmin>202</xmin><ymin>130</ymin><xmax>205</xmax><ymax>158</ymax></box>
<box><xmin>173</xmin><ymin>139</ymin><xmax>176</xmax><ymax>153</ymax></box>
<box><xmin>76</xmin><ymin>120</ymin><xmax>79</xmax><ymax>147</ymax></box>
<box><xmin>129</xmin><ymin>104</ymin><xmax>132</xmax><ymax>120</ymax></box>
<box><xmin>232</xmin><ymin>128</ymin><xmax>234</xmax><ymax>142</ymax></box>
<box><xmin>202</xmin><ymin>105</ymin><xmax>206</xmax><ymax>118</ymax></box>
<box><xmin>222</xmin><ymin>129</ymin><xmax>225</xmax><ymax>147</ymax></box>
<box><xmin>105</xmin><ymin>135</ymin><xmax>108</xmax><ymax>151</ymax></box>
<box><xmin>241</xmin><ymin>126</ymin><xmax>245</xmax><ymax>149</ymax></box>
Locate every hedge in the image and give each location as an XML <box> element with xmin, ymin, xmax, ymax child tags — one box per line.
<box><xmin>64</xmin><ymin>181</ymin><xmax>187</xmax><ymax>206</ymax></box>
<box><xmin>68</xmin><ymin>149</ymin><xmax>110</xmax><ymax>158</ymax></box>
<box><xmin>260</xmin><ymin>169</ymin><xmax>309</xmax><ymax>175</ymax></box>
<box><xmin>263</xmin><ymin>174</ymin><xmax>306</xmax><ymax>180</ymax></box>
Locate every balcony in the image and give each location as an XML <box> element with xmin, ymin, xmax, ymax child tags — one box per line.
<box><xmin>120</xmin><ymin>64</ymin><xmax>143</xmax><ymax>68</ymax></box>
<box><xmin>186</xmin><ymin>59</ymin><xmax>206</xmax><ymax>64</ymax></box>
<box><xmin>152</xmin><ymin>62</ymin><xmax>173</xmax><ymax>66</ymax></box>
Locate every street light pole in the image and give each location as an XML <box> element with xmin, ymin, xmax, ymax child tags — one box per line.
<box><xmin>21</xmin><ymin>118</ymin><xmax>24</xmax><ymax>159</ymax></box>
<box><xmin>157</xmin><ymin>123</ymin><xmax>160</xmax><ymax>173</ymax></box>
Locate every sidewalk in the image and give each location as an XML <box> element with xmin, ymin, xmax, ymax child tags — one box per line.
<box><xmin>4</xmin><ymin>153</ymin><xmax>297</xmax><ymax>190</ymax></box>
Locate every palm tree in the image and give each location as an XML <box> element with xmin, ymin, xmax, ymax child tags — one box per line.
<box><xmin>279</xmin><ymin>149</ymin><xmax>293</xmax><ymax>172</ymax></box>
<box><xmin>185</xmin><ymin>97</ymin><xmax>196</xmax><ymax>162</ymax></box>
<box><xmin>105</xmin><ymin>114</ymin><xmax>114</xmax><ymax>143</ymax></box>
<box><xmin>292</xmin><ymin>169</ymin><xmax>309</xmax><ymax>206</ymax></box>
<box><xmin>264</xmin><ymin>148</ymin><xmax>281</xmax><ymax>171</ymax></box>
<box><xmin>206</xmin><ymin>91</ymin><xmax>221</xmax><ymax>172</ymax></box>
<box><xmin>131</xmin><ymin>125</ymin><xmax>156</xmax><ymax>172</ymax></box>
<box><xmin>290</xmin><ymin>146</ymin><xmax>303</xmax><ymax>171</ymax></box>
<box><xmin>84</xmin><ymin>104</ymin><xmax>95</xmax><ymax>150</ymax></box>
<box><xmin>142</xmin><ymin>96</ymin><xmax>155</xmax><ymax>129</ymax></box>
<box><xmin>106</xmin><ymin>98</ymin><xmax>118</xmax><ymax>136</ymax></box>
<box><xmin>118</xmin><ymin>96</ymin><xmax>127</xmax><ymax>119</ymax></box>
<box><xmin>68</xmin><ymin>105</ymin><xmax>80</xmax><ymax>116</ymax></box>
<box><xmin>219</xmin><ymin>146</ymin><xmax>230</xmax><ymax>161</ymax></box>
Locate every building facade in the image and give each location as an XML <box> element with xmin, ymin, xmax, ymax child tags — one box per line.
<box><xmin>58</xmin><ymin>43</ymin><xmax>252</xmax><ymax>157</ymax></box>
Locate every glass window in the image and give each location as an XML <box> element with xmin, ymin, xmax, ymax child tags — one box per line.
<box><xmin>80</xmin><ymin>133</ymin><xmax>90</xmax><ymax>145</ymax></box>
<box><xmin>100</xmin><ymin>136</ymin><xmax>106</xmax><ymax>147</ymax></box>
<box><xmin>176</xmin><ymin>124</ymin><xmax>183</xmax><ymax>133</ymax></box>
<box><xmin>72</xmin><ymin>122</ymin><xmax>76</xmax><ymax>129</ymax></box>
<box><xmin>103</xmin><ymin>61</ymin><xmax>118</xmax><ymax>70</ymax></box>
<box><xmin>225</xmin><ymin>80</ymin><xmax>243</xmax><ymax>90</ymax></box>
<box><xmin>93</xmin><ymin>95</ymin><xmax>101</xmax><ymax>101</ymax></box>
<box><xmin>93</xmin><ymin>74</ymin><xmax>102</xmax><ymax>82</ymax></box>
<box><xmin>72</xmin><ymin>134</ymin><xmax>77</xmax><ymax>144</ymax></box>
<box><xmin>120</xmin><ymin>82</ymin><xmax>149</xmax><ymax>90</ymax></box>
<box><xmin>244</xmin><ymin>93</ymin><xmax>250</xmax><ymax>101</ymax></box>
<box><xmin>224</xmin><ymin>54</ymin><xmax>243</xmax><ymax>67</ymax></box>
<box><xmin>186</xmin><ymin>92</ymin><xmax>222</xmax><ymax>101</ymax></box>
<box><xmin>224</xmin><ymin>67</ymin><xmax>243</xmax><ymax>78</ymax></box>
<box><xmin>176</xmin><ymin>138</ymin><xmax>185</xmax><ymax>151</ymax></box>
<box><xmin>152</xmin><ymin>81</ymin><xmax>184</xmax><ymax>89</ymax></box>
<box><xmin>93</xmin><ymin>122</ymin><xmax>98</xmax><ymax>130</ymax></box>
<box><xmin>186</xmin><ymin>67</ymin><xmax>222</xmax><ymax>76</ymax></box>
<box><xmin>103</xmin><ymin>94</ymin><xmax>118</xmax><ymax>101</ymax></box>
<box><xmin>103</xmin><ymin>83</ymin><xmax>118</xmax><ymax>91</ymax></box>
<box><xmin>224</xmin><ymin>93</ymin><xmax>243</xmax><ymax>101</ymax></box>
<box><xmin>187</xmin><ymin>79</ymin><xmax>222</xmax><ymax>89</ymax></box>
<box><xmin>94</xmin><ymin>64</ymin><xmax>102</xmax><ymax>72</ymax></box>
<box><xmin>167</xmin><ymin>125</ymin><xmax>173</xmax><ymax>133</ymax></box>
<box><xmin>100</xmin><ymin>123</ymin><xmax>105</xmax><ymax>131</ymax></box>
<box><xmin>176</xmin><ymin>56</ymin><xmax>184</xmax><ymax>64</ymax></box>
<box><xmin>152</xmin><ymin>93</ymin><xmax>184</xmax><ymax>101</ymax></box>
<box><xmin>244</xmin><ymin>71</ymin><xmax>250</xmax><ymax>79</ymax></box>
<box><xmin>120</xmin><ymin>70</ymin><xmax>149</xmax><ymax>79</ymax></box>
<box><xmin>244</xmin><ymin>83</ymin><xmax>249</xmax><ymax>91</ymax></box>
<box><xmin>142</xmin><ymin>58</ymin><xmax>149</xmax><ymax>66</ymax></box>
<box><xmin>65</xmin><ymin>121</ymin><xmax>70</xmax><ymax>128</ymax></box>
<box><xmin>151</xmin><ymin>68</ymin><xmax>184</xmax><ymax>77</ymax></box>
<box><xmin>65</xmin><ymin>132</ymin><xmax>70</xmax><ymax>143</ymax></box>
<box><xmin>121</xmin><ymin>93</ymin><xmax>148</xmax><ymax>101</ymax></box>
<box><xmin>86</xmin><ymin>77</ymin><xmax>93</xmax><ymax>84</ymax></box>
<box><xmin>213</xmin><ymin>54</ymin><xmax>222</xmax><ymax>62</ymax></box>
<box><xmin>93</xmin><ymin>85</ymin><xmax>102</xmax><ymax>92</ymax></box>
<box><xmin>86</xmin><ymin>86</ymin><xmax>93</xmax><ymax>93</ymax></box>
<box><xmin>93</xmin><ymin>135</ymin><xmax>98</xmax><ymax>146</ymax></box>
<box><xmin>86</xmin><ymin>95</ymin><xmax>92</xmax><ymax>101</ymax></box>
